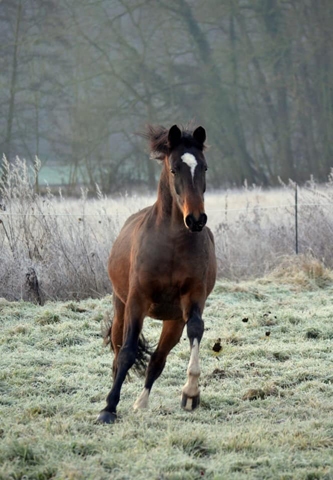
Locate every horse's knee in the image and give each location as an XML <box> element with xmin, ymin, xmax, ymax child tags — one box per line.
<box><xmin>116</xmin><ymin>345</ymin><xmax>137</xmax><ymax>371</ymax></box>
<box><xmin>149</xmin><ymin>349</ymin><xmax>165</xmax><ymax>368</ymax></box>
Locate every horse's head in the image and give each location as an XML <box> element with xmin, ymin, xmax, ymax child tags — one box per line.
<box><xmin>166</xmin><ymin>125</ymin><xmax>208</xmax><ymax>232</ymax></box>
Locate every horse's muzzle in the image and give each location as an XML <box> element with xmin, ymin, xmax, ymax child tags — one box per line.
<box><xmin>185</xmin><ymin>213</ymin><xmax>207</xmax><ymax>232</ymax></box>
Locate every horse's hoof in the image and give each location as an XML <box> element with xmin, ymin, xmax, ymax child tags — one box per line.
<box><xmin>181</xmin><ymin>392</ymin><xmax>200</xmax><ymax>411</ymax></box>
<box><xmin>96</xmin><ymin>410</ymin><xmax>117</xmax><ymax>424</ymax></box>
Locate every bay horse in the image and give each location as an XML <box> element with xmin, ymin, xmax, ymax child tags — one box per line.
<box><xmin>97</xmin><ymin>124</ymin><xmax>216</xmax><ymax>424</ymax></box>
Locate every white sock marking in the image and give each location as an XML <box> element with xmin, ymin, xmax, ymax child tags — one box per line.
<box><xmin>181</xmin><ymin>153</ymin><xmax>197</xmax><ymax>181</ymax></box>
<box><xmin>133</xmin><ymin>388</ymin><xmax>150</xmax><ymax>410</ymax></box>
<box><xmin>182</xmin><ymin>338</ymin><xmax>201</xmax><ymax>405</ymax></box>
<box><xmin>187</xmin><ymin>338</ymin><xmax>200</xmax><ymax>377</ymax></box>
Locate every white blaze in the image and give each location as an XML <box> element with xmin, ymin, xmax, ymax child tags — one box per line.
<box><xmin>181</xmin><ymin>153</ymin><xmax>197</xmax><ymax>180</ymax></box>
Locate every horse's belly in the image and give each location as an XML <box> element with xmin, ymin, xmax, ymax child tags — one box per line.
<box><xmin>148</xmin><ymin>302</ymin><xmax>182</xmax><ymax>320</ymax></box>
<box><xmin>147</xmin><ymin>289</ymin><xmax>182</xmax><ymax>320</ymax></box>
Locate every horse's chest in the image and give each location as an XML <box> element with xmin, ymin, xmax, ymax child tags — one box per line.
<box><xmin>133</xmin><ymin>233</ymin><xmax>213</xmax><ymax>320</ymax></box>
<box><xmin>137</xmin><ymin>243</ymin><xmax>206</xmax><ymax>296</ymax></box>
<box><xmin>139</xmin><ymin>243</ymin><xmax>199</xmax><ymax>281</ymax></box>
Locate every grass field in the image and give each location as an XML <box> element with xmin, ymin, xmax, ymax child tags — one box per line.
<box><xmin>1</xmin><ymin>269</ymin><xmax>333</xmax><ymax>480</ymax></box>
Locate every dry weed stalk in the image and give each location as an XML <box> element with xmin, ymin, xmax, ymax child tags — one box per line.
<box><xmin>0</xmin><ymin>156</ymin><xmax>114</xmax><ymax>300</ymax></box>
<box><xmin>213</xmin><ymin>180</ymin><xmax>333</xmax><ymax>279</ymax></box>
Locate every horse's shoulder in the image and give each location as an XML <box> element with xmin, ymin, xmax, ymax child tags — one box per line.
<box><xmin>122</xmin><ymin>205</ymin><xmax>153</xmax><ymax>229</ymax></box>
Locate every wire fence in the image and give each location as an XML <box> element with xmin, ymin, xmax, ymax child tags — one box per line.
<box><xmin>1</xmin><ymin>186</ymin><xmax>332</xmax><ymax>256</ymax></box>
<box><xmin>0</xmin><ymin>203</ymin><xmax>331</xmax><ymax>216</ymax></box>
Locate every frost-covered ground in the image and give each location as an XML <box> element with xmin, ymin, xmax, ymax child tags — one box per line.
<box><xmin>1</xmin><ymin>270</ymin><xmax>332</xmax><ymax>480</ymax></box>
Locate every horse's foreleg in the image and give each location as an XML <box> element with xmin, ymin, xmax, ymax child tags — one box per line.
<box><xmin>181</xmin><ymin>302</ymin><xmax>204</xmax><ymax>411</ymax></box>
<box><xmin>133</xmin><ymin>319</ymin><xmax>185</xmax><ymax>410</ymax></box>
<box><xmin>97</xmin><ymin>292</ymin><xmax>147</xmax><ymax>424</ymax></box>
<box><xmin>111</xmin><ymin>294</ymin><xmax>125</xmax><ymax>381</ymax></box>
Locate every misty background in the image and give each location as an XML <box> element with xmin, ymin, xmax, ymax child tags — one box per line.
<box><xmin>1</xmin><ymin>0</ymin><xmax>332</xmax><ymax>193</ymax></box>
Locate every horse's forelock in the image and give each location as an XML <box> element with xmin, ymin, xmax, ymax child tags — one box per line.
<box><xmin>141</xmin><ymin>124</ymin><xmax>206</xmax><ymax>160</ymax></box>
<box><xmin>142</xmin><ymin>125</ymin><xmax>169</xmax><ymax>157</ymax></box>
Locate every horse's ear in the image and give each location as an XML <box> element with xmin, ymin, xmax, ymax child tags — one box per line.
<box><xmin>168</xmin><ymin>125</ymin><xmax>182</xmax><ymax>149</ymax></box>
<box><xmin>193</xmin><ymin>126</ymin><xmax>206</xmax><ymax>146</ymax></box>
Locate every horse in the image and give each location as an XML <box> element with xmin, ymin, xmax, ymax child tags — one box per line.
<box><xmin>97</xmin><ymin>124</ymin><xmax>216</xmax><ymax>424</ymax></box>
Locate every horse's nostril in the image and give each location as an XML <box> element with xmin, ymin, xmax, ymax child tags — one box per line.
<box><xmin>200</xmin><ymin>213</ymin><xmax>207</xmax><ymax>227</ymax></box>
<box><xmin>185</xmin><ymin>214</ymin><xmax>194</xmax><ymax>229</ymax></box>
<box><xmin>185</xmin><ymin>213</ymin><xmax>207</xmax><ymax>232</ymax></box>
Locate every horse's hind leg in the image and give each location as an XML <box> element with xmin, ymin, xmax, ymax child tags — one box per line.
<box><xmin>181</xmin><ymin>299</ymin><xmax>204</xmax><ymax>411</ymax></box>
<box><xmin>97</xmin><ymin>291</ymin><xmax>147</xmax><ymax>424</ymax></box>
<box><xmin>110</xmin><ymin>294</ymin><xmax>125</xmax><ymax>380</ymax></box>
<box><xmin>133</xmin><ymin>319</ymin><xmax>185</xmax><ymax>410</ymax></box>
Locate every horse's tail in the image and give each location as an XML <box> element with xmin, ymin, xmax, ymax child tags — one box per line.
<box><xmin>133</xmin><ymin>333</ymin><xmax>152</xmax><ymax>375</ymax></box>
<box><xmin>102</xmin><ymin>315</ymin><xmax>152</xmax><ymax>376</ymax></box>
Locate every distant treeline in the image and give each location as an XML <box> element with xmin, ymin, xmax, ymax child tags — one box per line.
<box><xmin>1</xmin><ymin>0</ymin><xmax>332</xmax><ymax>191</ymax></box>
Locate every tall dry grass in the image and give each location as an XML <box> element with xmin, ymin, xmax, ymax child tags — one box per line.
<box><xmin>0</xmin><ymin>157</ymin><xmax>332</xmax><ymax>301</ymax></box>
<box><xmin>211</xmin><ymin>175</ymin><xmax>333</xmax><ymax>278</ymax></box>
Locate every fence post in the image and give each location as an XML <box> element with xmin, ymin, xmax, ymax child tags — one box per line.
<box><xmin>295</xmin><ymin>183</ymin><xmax>298</xmax><ymax>254</ymax></box>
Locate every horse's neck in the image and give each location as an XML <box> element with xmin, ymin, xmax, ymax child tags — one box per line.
<box><xmin>155</xmin><ymin>166</ymin><xmax>183</xmax><ymax>226</ymax></box>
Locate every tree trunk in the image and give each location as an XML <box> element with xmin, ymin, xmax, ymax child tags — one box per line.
<box><xmin>172</xmin><ymin>0</ymin><xmax>260</xmax><ymax>184</ymax></box>
<box><xmin>261</xmin><ymin>0</ymin><xmax>295</xmax><ymax>181</ymax></box>
<box><xmin>4</xmin><ymin>0</ymin><xmax>22</xmax><ymax>163</ymax></box>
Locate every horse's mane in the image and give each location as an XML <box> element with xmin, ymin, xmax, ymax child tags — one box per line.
<box><xmin>141</xmin><ymin>124</ymin><xmax>206</xmax><ymax>161</ymax></box>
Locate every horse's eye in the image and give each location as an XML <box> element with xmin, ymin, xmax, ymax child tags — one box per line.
<box><xmin>170</xmin><ymin>169</ymin><xmax>176</xmax><ymax>175</ymax></box>
<box><xmin>204</xmin><ymin>166</ymin><xmax>208</xmax><ymax>171</ymax></box>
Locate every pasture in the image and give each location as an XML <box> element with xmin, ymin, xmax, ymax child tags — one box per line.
<box><xmin>1</xmin><ymin>267</ymin><xmax>332</xmax><ymax>479</ymax></box>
